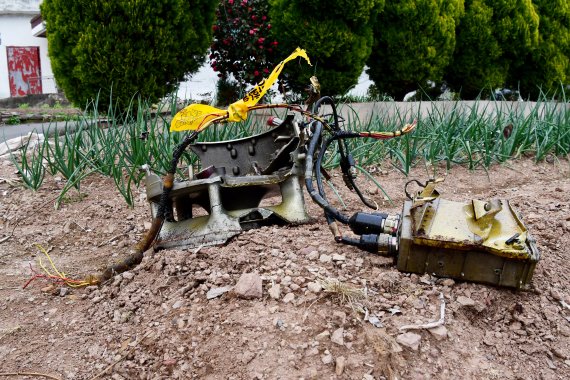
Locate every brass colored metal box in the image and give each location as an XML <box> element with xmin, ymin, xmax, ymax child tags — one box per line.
<box><xmin>398</xmin><ymin>198</ymin><xmax>540</xmax><ymax>289</ymax></box>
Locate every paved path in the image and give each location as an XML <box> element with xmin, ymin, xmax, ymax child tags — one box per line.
<box><xmin>0</xmin><ymin>120</ymin><xmax>71</xmax><ymax>143</ymax></box>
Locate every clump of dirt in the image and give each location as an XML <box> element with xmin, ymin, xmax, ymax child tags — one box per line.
<box><xmin>0</xmin><ymin>157</ymin><xmax>569</xmax><ymax>380</ymax></box>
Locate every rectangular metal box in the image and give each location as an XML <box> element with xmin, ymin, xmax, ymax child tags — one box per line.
<box><xmin>398</xmin><ymin>199</ymin><xmax>540</xmax><ymax>289</ymax></box>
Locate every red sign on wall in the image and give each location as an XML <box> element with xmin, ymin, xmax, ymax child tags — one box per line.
<box><xmin>7</xmin><ymin>46</ymin><xmax>43</xmax><ymax>97</ymax></box>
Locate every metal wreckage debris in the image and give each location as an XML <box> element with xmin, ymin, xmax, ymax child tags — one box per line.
<box><xmin>90</xmin><ymin>49</ymin><xmax>540</xmax><ymax>289</ymax></box>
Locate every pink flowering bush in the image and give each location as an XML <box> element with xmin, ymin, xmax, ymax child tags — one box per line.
<box><xmin>210</xmin><ymin>0</ymin><xmax>277</xmax><ymax>86</ymax></box>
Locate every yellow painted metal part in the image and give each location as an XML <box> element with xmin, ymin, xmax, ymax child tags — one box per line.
<box><xmin>410</xmin><ymin>196</ymin><xmax>532</xmax><ymax>260</ymax></box>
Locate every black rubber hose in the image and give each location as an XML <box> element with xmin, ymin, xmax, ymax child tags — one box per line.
<box><xmin>314</xmin><ymin>131</ymin><xmax>377</xmax><ymax>209</ymax></box>
<box><xmin>314</xmin><ymin>96</ymin><xmax>340</xmax><ymax>131</ymax></box>
<box><xmin>157</xmin><ymin>131</ymin><xmax>199</xmax><ymax>220</ymax></box>
<box><xmin>304</xmin><ymin>122</ymin><xmax>350</xmax><ymax>225</ymax></box>
<box><xmin>87</xmin><ymin>131</ymin><xmax>199</xmax><ymax>285</ymax></box>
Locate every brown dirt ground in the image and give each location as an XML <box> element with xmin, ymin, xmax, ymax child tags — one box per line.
<box><xmin>0</xmin><ymin>156</ymin><xmax>569</xmax><ymax>380</ymax></box>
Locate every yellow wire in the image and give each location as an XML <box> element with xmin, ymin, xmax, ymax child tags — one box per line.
<box><xmin>33</xmin><ymin>244</ymin><xmax>90</xmax><ymax>287</ymax></box>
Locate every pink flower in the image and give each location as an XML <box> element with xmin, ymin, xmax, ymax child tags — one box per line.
<box><xmin>262</xmin><ymin>15</ymin><xmax>267</xmax><ymax>21</ymax></box>
<box><xmin>251</xmin><ymin>15</ymin><xmax>257</xmax><ymax>20</ymax></box>
<box><xmin>263</xmin><ymin>68</ymin><xmax>269</xmax><ymax>74</ymax></box>
<box><xmin>228</xmin><ymin>0</ymin><xmax>233</xmax><ymax>4</ymax></box>
<box><xmin>267</xmin><ymin>24</ymin><xmax>271</xmax><ymax>30</ymax></box>
<box><xmin>257</xmin><ymin>37</ymin><xmax>265</xmax><ymax>44</ymax></box>
<box><xmin>254</xmin><ymin>70</ymin><xmax>260</xmax><ymax>76</ymax></box>
<box><xmin>212</xmin><ymin>25</ymin><xmax>218</xmax><ymax>31</ymax></box>
<box><xmin>249</xmin><ymin>29</ymin><xmax>255</xmax><ymax>35</ymax></box>
<box><xmin>272</xmin><ymin>41</ymin><xmax>278</xmax><ymax>46</ymax></box>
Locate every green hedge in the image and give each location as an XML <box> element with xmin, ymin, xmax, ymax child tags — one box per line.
<box><xmin>41</xmin><ymin>0</ymin><xmax>216</xmax><ymax>110</ymax></box>
<box><xmin>269</xmin><ymin>0</ymin><xmax>383</xmax><ymax>96</ymax></box>
<box><xmin>367</xmin><ymin>0</ymin><xmax>464</xmax><ymax>100</ymax></box>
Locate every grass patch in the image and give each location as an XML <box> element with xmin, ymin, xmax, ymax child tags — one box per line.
<box><xmin>8</xmin><ymin>92</ymin><xmax>569</xmax><ymax>206</ymax></box>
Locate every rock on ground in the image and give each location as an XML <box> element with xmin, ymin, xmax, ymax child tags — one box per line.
<box><xmin>233</xmin><ymin>273</ymin><xmax>263</xmax><ymax>299</ymax></box>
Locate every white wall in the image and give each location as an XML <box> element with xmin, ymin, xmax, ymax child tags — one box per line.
<box><xmin>0</xmin><ymin>13</ymin><xmax>56</xmax><ymax>99</ymax></box>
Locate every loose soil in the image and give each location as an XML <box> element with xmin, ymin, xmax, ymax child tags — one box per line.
<box><xmin>0</xmin><ymin>156</ymin><xmax>569</xmax><ymax>380</ymax></box>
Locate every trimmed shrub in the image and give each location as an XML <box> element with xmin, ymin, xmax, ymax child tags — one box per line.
<box><xmin>511</xmin><ymin>0</ymin><xmax>570</xmax><ymax>99</ymax></box>
<box><xmin>367</xmin><ymin>0</ymin><xmax>464</xmax><ymax>100</ymax></box>
<box><xmin>269</xmin><ymin>0</ymin><xmax>383</xmax><ymax>96</ymax></box>
<box><xmin>41</xmin><ymin>0</ymin><xmax>217</xmax><ymax>110</ymax></box>
<box><xmin>446</xmin><ymin>0</ymin><xmax>539</xmax><ymax>99</ymax></box>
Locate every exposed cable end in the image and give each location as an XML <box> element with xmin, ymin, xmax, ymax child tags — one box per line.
<box><xmin>328</xmin><ymin>221</ymin><xmax>342</xmax><ymax>241</ymax></box>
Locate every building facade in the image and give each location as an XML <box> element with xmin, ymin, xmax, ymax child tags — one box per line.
<box><xmin>0</xmin><ymin>0</ymin><xmax>55</xmax><ymax>99</ymax></box>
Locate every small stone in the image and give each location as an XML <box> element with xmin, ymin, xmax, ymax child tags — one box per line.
<box><xmin>59</xmin><ymin>287</ymin><xmax>69</xmax><ymax>297</ymax></box>
<box><xmin>396</xmin><ymin>332</ymin><xmax>421</xmax><ymax>351</ymax></box>
<box><xmin>457</xmin><ymin>296</ymin><xmax>476</xmax><ymax>307</ymax></box>
<box><xmin>290</xmin><ymin>283</ymin><xmax>300</xmax><ymax>291</ymax></box>
<box><xmin>233</xmin><ymin>273</ymin><xmax>263</xmax><ymax>299</ymax></box>
<box><xmin>172</xmin><ymin>300</ymin><xmax>184</xmax><ymax>309</ymax></box>
<box><xmin>307</xmin><ymin>251</ymin><xmax>319</xmax><ymax>260</ymax></box>
<box><xmin>331</xmin><ymin>328</ymin><xmax>344</xmax><ymax>346</ymax></box>
<box><xmin>321</xmin><ymin>354</ymin><xmax>333</xmax><ymax>365</ymax></box>
<box><xmin>305</xmin><ymin>347</ymin><xmax>319</xmax><ymax>357</ymax></box>
<box><xmin>299</xmin><ymin>246</ymin><xmax>318</xmax><ymax>256</ymax></box>
<box><xmin>319</xmin><ymin>254</ymin><xmax>332</xmax><ymax>263</ymax></box>
<box><xmin>428</xmin><ymin>325</ymin><xmax>448</xmax><ymax>340</ymax></box>
<box><xmin>268</xmin><ymin>284</ymin><xmax>281</xmax><ymax>300</ymax></box>
<box><xmin>283</xmin><ymin>293</ymin><xmax>295</xmax><ymax>303</ymax></box>
<box><xmin>335</xmin><ymin>356</ymin><xmax>346</xmax><ymax>375</ymax></box>
<box><xmin>441</xmin><ymin>278</ymin><xmax>455</xmax><ymax>287</ymax></box>
<box><xmin>306</xmin><ymin>282</ymin><xmax>322</xmax><ymax>294</ymax></box>
<box><xmin>122</xmin><ymin>271</ymin><xmax>135</xmax><ymax>280</ymax></box>
<box><xmin>241</xmin><ymin>350</ymin><xmax>256</xmax><ymax>364</ymax></box>
<box><xmin>206</xmin><ymin>286</ymin><xmax>233</xmax><ymax>300</ymax></box>
<box><xmin>363</xmin><ymin>374</ymin><xmax>375</xmax><ymax>380</ymax></box>
<box><xmin>546</xmin><ymin>357</ymin><xmax>557</xmax><ymax>370</ymax></box>
<box><xmin>552</xmin><ymin>347</ymin><xmax>568</xmax><ymax>360</ymax></box>
<box><xmin>333</xmin><ymin>310</ymin><xmax>347</xmax><ymax>324</ymax></box>
<box><xmin>332</xmin><ymin>254</ymin><xmax>346</xmax><ymax>262</ymax></box>
<box><xmin>483</xmin><ymin>331</ymin><xmax>496</xmax><ymax>346</ymax></box>
<box><xmin>41</xmin><ymin>285</ymin><xmax>56</xmax><ymax>293</ymax></box>
<box><xmin>550</xmin><ymin>288</ymin><xmax>563</xmax><ymax>301</ymax></box>
<box><xmin>315</xmin><ymin>330</ymin><xmax>330</xmax><ymax>341</ymax></box>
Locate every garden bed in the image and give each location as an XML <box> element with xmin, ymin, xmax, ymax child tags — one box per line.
<box><xmin>0</xmin><ymin>156</ymin><xmax>569</xmax><ymax>379</ymax></box>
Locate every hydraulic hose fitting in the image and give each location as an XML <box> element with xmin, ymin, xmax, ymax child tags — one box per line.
<box><xmin>377</xmin><ymin>233</ymin><xmax>399</xmax><ymax>256</ymax></box>
<box><xmin>348</xmin><ymin>233</ymin><xmax>399</xmax><ymax>255</ymax></box>
<box><xmin>348</xmin><ymin>212</ymin><xmax>388</xmax><ymax>235</ymax></box>
<box><xmin>348</xmin><ymin>212</ymin><xmax>401</xmax><ymax>236</ymax></box>
<box><xmin>382</xmin><ymin>214</ymin><xmax>401</xmax><ymax>236</ymax></box>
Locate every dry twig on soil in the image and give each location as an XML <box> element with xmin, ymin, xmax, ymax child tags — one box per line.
<box><xmin>399</xmin><ymin>292</ymin><xmax>446</xmax><ymax>331</ymax></box>
<box><xmin>0</xmin><ymin>372</ymin><xmax>62</xmax><ymax>380</ymax></box>
<box><xmin>319</xmin><ymin>277</ymin><xmax>368</xmax><ymax>311</ymax></box>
